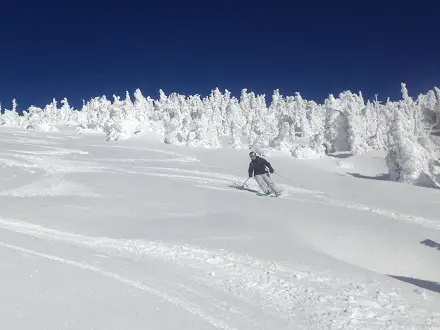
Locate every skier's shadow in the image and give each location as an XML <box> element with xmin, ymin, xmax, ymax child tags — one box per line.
<box><xmin>229</xmin><ymin>185</ymin><xmax>259</xmax><ymax>194</ymax></box>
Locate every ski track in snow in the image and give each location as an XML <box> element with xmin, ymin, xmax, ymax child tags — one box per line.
<box><xmin>0</xmin><ymin>241</ymin><xmax>234</xmax><ymax>330</ymax></box>
<box><xmin>0</xmin><ymin>164</ymin><xmax>104</xmax><ymax>198</ymax></box>
<box><xmin>1</xmin><ymin>138</ymin><xmax>438</xmax><ymax>229</ymax></box>
<box><xmin>278</xmin><ymin>194</ymin><xmax>440</xmax><ymax>231</ymax></box>
<box><xmin>0</xmin><ymin>218</ymin><xmax>438</xmax><ymax>329</ymax></box>
<box><xmin>113</xmin><ymin>164</ymin><xmax>440</xmax><ymax>231</ymax></box>
<box><xmin>0</xmin><ymin>146</ymin><xmax>107</xmax><ymax>197</ymax></box>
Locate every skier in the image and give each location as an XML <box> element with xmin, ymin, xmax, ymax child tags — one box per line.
<box><xmin>248</xmin><ymin>151</ymin><xmax>281</xmax><ymax>196</ymax></box>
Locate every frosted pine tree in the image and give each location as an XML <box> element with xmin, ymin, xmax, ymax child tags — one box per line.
<box><xmin>417</xmin><ymin>88</ymin><xmax>440</xmax><ymax>131</ymax></box>
<box><xmin>23</xmin><ymin>106</ymin><xmax>50</xmax><ymax>131</ymax></box>
<box><xmin>163</xmin><ymin>92</ymin><xmax>185</xmax><ymax>145</ymax></box>
<box><xmin>59</xmin><ymin>98</ymin><xmax>75</xmax><ymax>125</ymax></box>
<box><xmin>206</xmin><ymin>88</ymin><xmax>227</xmax><ymax>136</ymax></box>
<box><xmin>1</xmin><ymin>99</ymin><xmax>22</xmax><ymax>127</ymax></box>
<box><xmin>220</xmin><ymin>89</ymin><xmax>233</xmax><ymax>135</ymax></box>
<box><xmin>239</xmin><ymin>89</ymin><xmax>253</xmax><ymax>137</ymax></box>
<box><xmin>322</xmin><ymin>94</ymin><xmax>343</xmax><ymax>153</ymax></box>
<box><xmin>20</xmin><ymin>99</ymin><xmax>59</xmax><ymax>132</ymax></box>
<box><xmin>44</xmin><ymin>99</ymin><xmax>59</xmax><ymax>126</ymax></box>
<box><xmin>386</xmin><ymin>83</ymin><xmax>440</xmax><ymax>187</ymax></box>
<box><xmin>268</xmin><ymin>89</ymin><xmax>288</xmax><ymax>148</ymax></box>
<box><xmin>306</xmin><ymin>101</ymin><xmax>326</xmax><ymax>157</ymax></box>
<box><xmin>341</xmin><ymin>91</ymin><xmax>369</xmax><ymax>154</ymax></box>
<box><xmin>178</xmin><ymin>94</ymin><xmax>192</xmax><ymax>144</ymax></box>
<box><xmin>121</xmin><ymin>91</ymin><xmax>134</xmax><ymax>118</ymax></box>
<box><xmin>122</xmin><ymin>91</ymin><xmax>142</xmax><ymax>134</ymax></box>
<box><xmin>80</xmin><ymin>96</ymin><xmax>112</xmax><ymax>132</ymax></box>
<box><xmin>321</xmin><ymin>92</ymin><xmax>363</xmax><ymax>154</ymax></box>
<box><xmin>226</xmin><ymin>97</ymin><xmax>243</xmax><ymax>148</ymax></box>
<box><xmin>362</xmin><ymin>97</ymin><xmax>389</xmax><ymax>151</ymax></box>
<box><xmin>104</xmin><ymin>95</ymin><xmax>124</xmax><ymax>141</ymax></box>
<box><xmin>431</xmin><ymin>87</ymin><xmax>440</xmax><ymax>130</ymax></box>
<box><xmin>217</xmin><ymin>90</ymin><xmax>235</xmax><ymax>136</ymax></box>
<box><xmin>186</xmin><ymin>94</ymin><xmax>220</xmax><ymax>148</ymax></box>
<box><xmin>322</xmin><ymin>92</ymin><xmax>365</xmax><ymax>154</ymax></box>
<box><xmin>152</xmin><ymin>89</ymin><xmax>169</xmax><ymax>136</ymax></box>
<box><xmin>288</xmin><ymin>95</ymin><xmax>326</xmax><ymax>158</ymax></box>
<box><xmin>246</xmin><ymin>93</ymin><xmax>261</xmax><ymax>144</ymax></box>
<box><xmin>75</xmin><ymin>100</ymin><xmax>89</xmax><ymax>133</ymax></box>
<box><xmin>248</xmin><ymin>93</ymin><xmax>271</xmax><ymax>154</ymax></box>
<box><xmin>133</xmin><ymin>88</ymin><xmax>158</xmax><ymax>133</ymax></box>
<box><xmin>286</xmin><ymin>93</ymin><xmax>312</xmax><ymax>138</ymax></box>
<box><xmin>36</xmin><ymin>98</ymin><xmax>61</xmax><ymax>131</ymax></box>
<box><xmin>105</xmin><ymin>92</ymin><xmax>141</xmax><ymax>141</ymax></box>
<box><xmin>272</xmin><ymin>121</ymin><xmax>295</xmax><ymax>153</ymax></box>
<box><xmin>133</xmin><ymin>89</ymin><xmax>154</xmax><ymax>124</ymax></box>
<box><xmin>185</xmin><ymin>95</ymin><xmax>202</xmax><ymax>147</ymax></box>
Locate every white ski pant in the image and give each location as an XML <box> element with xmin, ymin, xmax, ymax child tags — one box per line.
<box><xmin>254</xmin><ymin>173</ymin><xmax>281</xmax><ymax>194</ymax></box>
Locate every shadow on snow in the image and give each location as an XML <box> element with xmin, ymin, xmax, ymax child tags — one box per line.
<box><xmin>388</xmin><ymin>275</ymin><xmax>440</xmax><ymax>294</ymax></box>
<box><xmin>229</xmin><ymin>185</ymin><xmax>259</xmax><ymax>194</ymax></box>
<box><xmin>387</xmin><ymin>239</ymin><xmax>440</xmax><ymax>294</ymax></box>
<box><xmin>420</xmin><ymin>239</ymin><xmax>440</xmax><ymax>251</ymax></box>
<box><xmin>348</xmin><ymin>173</ymin><xmax>390</xmax><ymax>181</ymax></box>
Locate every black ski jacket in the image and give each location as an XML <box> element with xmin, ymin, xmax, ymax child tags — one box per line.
<box><xmin>248</xmin><ymin>156</ymin><xmax>274</xmax><ymax>177</ymax></box>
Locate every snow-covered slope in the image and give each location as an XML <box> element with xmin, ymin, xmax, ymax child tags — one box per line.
<box><xmin>0</xmin><ymin>126</ymin><xmax>439</xmax><ymax>329</ymax></box>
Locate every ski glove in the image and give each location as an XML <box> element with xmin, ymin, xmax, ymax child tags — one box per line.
<box><xmin>269</xmin><ymin>168</ymin><xmax>274</xmax><ymax>173</ymax></box>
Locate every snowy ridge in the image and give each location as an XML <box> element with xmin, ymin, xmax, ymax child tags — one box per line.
<box><xmin>2</xmin><ymin>84</ymin><xmax>440</xmax><ymax>187</ymax></box>
<box><xmin>0</xmin><ymin>217</ymin><xmax>438</xmax><ymax>329</ymax></box>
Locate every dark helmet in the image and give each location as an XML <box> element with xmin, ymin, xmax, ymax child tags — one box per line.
<box><xmin>249</xmin><ymin>151</ymin><xmax>257</xmax><ymax>158</ymax></box>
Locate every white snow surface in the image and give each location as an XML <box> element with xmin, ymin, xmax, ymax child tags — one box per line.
<box><xmin>0</xmin><ymin>126</ymin><xmax>439</xmax><ymax>330</ymax></box>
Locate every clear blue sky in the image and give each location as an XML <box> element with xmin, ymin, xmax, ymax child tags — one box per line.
<box><xmin>0</xmin><ymin>0</ymin><xmax>439</xmax><ymax>110</ymax></box>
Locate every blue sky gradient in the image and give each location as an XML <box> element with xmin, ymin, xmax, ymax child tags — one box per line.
<box><xmin>0</xmin><ymin>0</ymin><xmax>439</xmax><ymax>110</ymax></box>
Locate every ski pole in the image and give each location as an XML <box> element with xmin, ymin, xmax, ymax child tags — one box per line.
<box><xmin>241</xmin><ymin>178</ymin><xmax>250</xmax><ymax>187</ymax></box>
<box><xmin>275</xmin><ymin>172</ymin><xmax>303</xmax><ymax>188</ymax></box>
<box><xmin>274</xmin><ymin>172</ymin><xmax>292</xmax><ymax>182</ymax></box>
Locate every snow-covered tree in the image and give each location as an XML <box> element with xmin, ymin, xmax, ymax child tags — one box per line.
<box><xmin>163</xmin><ymin>92</ymin><xmax>186</xmax><ymax>145</ymax></box>
<box><xmin>226</xmin><ymin>97</ymin><xmax>243</xmax><ymax>148</ymax></box>
<box><xmin>133</xmin><ymin>88</ymin><xmax>154</xmax><ymax>126</ymax></box>
<box><xmin>272</xmin><ymin>121</ymin><xmax>295</xmax><ymax>153</ymax></box>
<box><xmin>385</xmin><ymin>83</ymin><xmax>440</xmax><ymax>187</ymax></box>
<box><xmin>1</xmin><ymin>99</ymin><xmax>22</xmax><ymax>127</ymax></box>
<box><xmin>247</xmin><ymin>93</ymin><xmax>270</xmax><ymax>148</ymax></box>
<box><xmin>23</xmin><ymin>105</ymin><xmax>57</xmax><ymax>131</ymax></box>
<box><xmin>59</xmin><ymin>98</ymin><xmax>75</xmax><ymax>124</ymax></box>
<box><xmin>361</xmin><ymin>97</ymin><xmax>391</xmax><ymax>151</ymax></box>
<box><xmin>322</xmin><ymin>94</ymin><xmax>347</xmax><ymax>153</ymax></box>
<box><xmin>79</xmin><ymin>96</ymin><xmax>112</xmax><ymax>132</ymax></box>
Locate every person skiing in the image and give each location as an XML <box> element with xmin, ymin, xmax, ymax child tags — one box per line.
<box><xmin>248</xmin><ymin>151</ymin><xmax>281</xmax><ymax>196</ymax></box>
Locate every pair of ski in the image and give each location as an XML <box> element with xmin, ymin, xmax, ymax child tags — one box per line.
<box><xmin>231</xmin><ymin>181</ymin><xmax>280</xmax><ymax>197</ymax></box>
<box><xmin>256</xmin><ymin>192</ymin><xmax>280</xmax><ymax>197</ymax></box>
